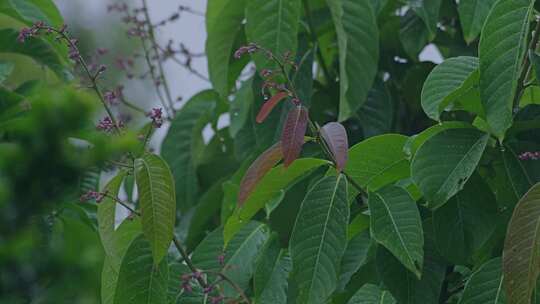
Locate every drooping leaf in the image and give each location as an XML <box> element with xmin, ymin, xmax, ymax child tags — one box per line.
<box><xmin>289</xmin><ymin>175</ymin><xmax>349</xmax><ymax>304</ymax></box>
<box><xmin>256</xmin><ymin>91</ymin><xmax>289</xmax><ymax>123</ymax></box>
<box><xmin>320</xmin><ymin>122</ymin><xmax>349</xmax><ymax>171</ymax></box>
<box><xmin>225</xmin><ymin>158</ymin><xmax>329</xmax><ymax>245</ymax></box>
<box><xmin>432</xmin><ymin>174</ymin><xmax>498</xmax><ymax>265</ymax></box>
<box><xmin>479</xmin><ymin>0</ymin><xmax>535</xmax><ymax>139</ymax></box>
<box><xmin>282</xmin><ymin>105</ymin><xmax>308</xmax><ymax>167</ymax></box>
<box><xmin>376</xmin><ymin>220</ymin><xmax>446</xmax><ymax>304</ymax></box>
<box><xmin>347</xmin><ymin>284</ymin><xmax>396</xmax><ymax>304</ymax></box>
<box><xmin>230</xmin><ymin>78</ymin><xmax>253</xmax><ymax>138</ymax></box>
<box><xmin>503</xmin><ymin>182</ymin><xmax>540</xmax><ymax>304</ymax></box>
<box><xmin>411</xmin><ymin>128</ymin><xmax>489</xmax><ymax>209</ymax></box>
<box><xmin>327</xmin><ymin>0</ymin><xmax>379</xmax><ymax>121</ymax></box>
<box><xmin>0</xmin><ymin>28</ymin><xmax>69</xmax><ymax>80</ymax></box>
<box><xmin>337</xmin><ymin>231</ymin><xmax>374</xmax><ymax>291</ymax></box>
<box><xmin>421</xmin><ymin>56</ymin><xmax>480</xmax><ymax>121</ymax></box>
<box><xmin>135</xmin><ymin>153</ymin><xmax>176</xmax><ymax>265</ymax></box>
<box><xmin>245</xmin><ymin>0</ymin><xmax>301</xmax><ymax>70</ymax></box>
<box><xmin>458</xmin><ymin>0</ymin><xmax>498</xmax><ymax>44</ymax></box>
<box><xmin>0</xmin><ymin>0</ymin><xmax>64</xmax><ymax>27</ymax></box>
<box><xmin>254</xmin><ymin>234</ymin><xmax>292</xmax><ymax>304</ymax></box>
<box><xmin>459</xmin><ymin>258</ymin><xmax>506</xmax><ymax>304</ymax></box>
<box><xmin>368</xmin><ymin>185</ymin><xmax>424</xmax><ymax>277</ymax></box>
<box><xmin>206</xmin><ymin>0</ymin><xmax>246</xmax><ymax>97</ymax></box>
<box><xmin>113</xmin><ymin>235</ymin><xmax>168</xmax><ymax>304</ymax></box>
<box><xmin>239</xmin><ymin>142</ymin><xmax>283</xmax><ymax>204</ymax></box>
<box><xmin>192</xmin><ymin>222</ymin><xmax>269</xmax><ymax>296</ymax></box>
<box><xmin>407</xmin><ymin>0</ymin><xmax>442</xmax><ymax>39</ymax></box>
<box><xmin>161</xmin><ymin>90</ymin><xmax>217</xmax><ymax>211</ymax></box>
<box><xmin>97</xmin><ymin>171</ymin><xmax>126</xmax><ymax>258</ymax></box>
<box><xmin>346</xmin><ymin>134</ymin><xmax>410</xmax><ymax>191</ymax></box>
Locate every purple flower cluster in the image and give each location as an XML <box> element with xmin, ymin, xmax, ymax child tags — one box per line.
<box><xmin>518</xmin><ymin>151</ymin><xmax>540</xmax><ymax>161</ymax></box>
<box><xmin>97</xmin><ymin>117</ymin><xmax>124</xmax><ymax>132</ymax></box>
<box><xmin>80</xmin><ymin>190</ymin><xmax>106</xmax><ymax>203</ymax></box>
<box><xmin>234</xmin><ymin>43</ymin><xmax>260</xmax><ymax>59</ymax></box>
<box><xmin>103</xmin><ymin>86</ymin><xmax>123</xmax><ymax>106</ymax></box>
<box><xmin>17</xmin><ymin>21</ymin><xmax>46</xmax><ymax>43</ymax></box>
<box><xmin>148</xmin><ymin>108</ymin><xmax>163</xmax><ymax>128</ymax></box>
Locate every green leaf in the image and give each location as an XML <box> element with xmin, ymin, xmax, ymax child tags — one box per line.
<box><xmin>337</xmin><ymin>231</ymin><xmax>374</xmax><ymax>291</ymax></box>
<box><xmin>101</xmin><ymin>219</ymin><xmax>142</xmax><ymax>304</ymax></box>
<box><xmin>327</xmin><ymin>0</ymin><xmax>379</xmax><ymax>121</ymax></box>
<box><xmin>433</xmin><ymin>174</ymin><xmax>498</xmax><ymax>265</ymax></box>
<box><xmin>192</xmin><ymin>221</ymin><xmax>269</xmax><ymax>296</ymax></box>
<box><xmin>289</xmin><ymin>175</ymin><xmax>349</xmax><ymax>304</ymax></box>
<box><xmin>346</xmin><ymin>134</ymin><xmax>410</xmax><ymax>191</ymax></box>
<box><xmin>408</xmin><ymin>0</ymin><xmax>442</xmax><ymax>39</ymax></box>
<box><xmin>113</xmin><ymin>235</ymin><xmax>169</xmax><ymax>304</ymax></box>
<box><xmin>254</xmin><ymin>234</ymin><xmax>291</xmax><ymax>304</ymax></box>
<box><xmin>347</xmin><ymin>284</ymin><xmax>396</xmax><ymax>304</ymax></box>
<box><xmin>161</xmin><ymin>90</ymin><xmax>217</xmax><ymax>211</ymax></box>
<box><xmin>459</xmin><ymin>258</ymin><xmax>505</xmax><ymax>304</ymax></box>
<box><xmin>458</xmin><ymin>0</ymin><xmax>498</xmax><ymax>44</ymax></box>
<box><xmin>224</xmin><ymin>158</ymin><xmax>329</xmax><ymax>245</ymax></box>
<box><xmin>245</xmin><ymin>0</ymin><xmax>301</xmax><ymax>70</ymax></box>
<box><xmin>97</xmin><ymin>171</ymin><xmax>126</xmax><ymax>258</ymax></box>
<box><xmin>503</xmin><ymin>182</ymin><xmax>540</xmax><ymax>304</ymax></box>
<box><xmin>229</xmin><ymin>78</ymin><xmax>253</xmax><ymax>138</ymax></box>
<box><xmin>206</xmin><ymin>0</ymin><xmax>246</xmax><ymax>97</ymax></box>
<box><xmin>0</xmin><ymin>0</ymin><xmax>64</xmax><ymax>27</ymax></box>
<box><xmin>400</xmin><ymin>10</ymin><xmax>431</xmax><ymax>60</ymax></box>
<box><xmin>376</xmin><ymin>220</ymin><xmax>446</xmax><ymax>304</ymax></box>
<box><xmin>357</xmin><ymin>80</ymin><xmax>394</xmax><ymax>138</ymax></box>
<box><xmin>411</xmin><ymin>128</ymin><xmax>489</xmax><ymax>209</ymax></box>
<box><xmin>0</xmin><ymin>61</ymin><xmax>14</xmax><ymax>84</ymax></box>
<box><xmin>0</xmin><ymin>28</ymin><xmax>69</xmax><ymax>80</ymax></box>
<box><xmin>368</xmin><ymin>185</ymin><xmax>424</xmax><ymax>277</ymax></box>
<box><xmin>421</xmin><ymin>56</ymin><xmax>479</xmax><ymax>121</ymax></box>
<box><xmin>479</xmin><ymin>0</ymin><xmax>535</xmax><ymax>139</ymax></box>
<box><xmin>403</xmin><ymin>122</ymin><xmax>472</xmax><ymax>158</ymax></box>
<box><xmin>135</xmin><ymin>153</ymin><xmax>176</xmax><ymax>265</ymax></box>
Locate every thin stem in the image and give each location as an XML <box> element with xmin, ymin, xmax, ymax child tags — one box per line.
<box><xmin>157</xmin><ymin>44</ymin><xmax>210</xmax><ymax>82</ymax></box>
<box><xmin>140</xmin><ymin>36</ymin><xmax>173</xmax><ymax>117</ymax></box>
<box><xmin>120</xmin><ymin>96</ymin><xmax>147</xmax><ymax>114</ymax></box>
<box><xmin>105</xmin><ymin>194</ymin><xmax>140</xmax><ymax>215</ymax></box>
<box><xmin>141</xmin><ymin>0</ymin><xmax>176</xmax><ymax>114</ymax></box>
<box><xmin>139</xmin><ymin>124</ymin><xmax>154</xmax><ymax>156</ymax></box>
<box><xmin>215</xmin><ymin>273</ymin><xmax>251</xmax><ymax>304</ymax></box>
<box><xmin>172</xmin><ymin>237</ymin><xmax>209</xmax><ymax>288</ymax></box>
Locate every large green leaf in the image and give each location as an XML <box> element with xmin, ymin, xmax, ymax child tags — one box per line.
<box><xmin>369</xmin><ymin>185</ymin><xmax>424</xmax><ymax>277</ymax></box>
<box><xmin>347</xmin><ymin>284</ymin><xmax>396</xmax><ymax>304</ymax></box>
<box><xmin>503</xmin><ymin>182</ymin><xmax>540</xmax><ymax>304</ymax></box>
<box><xmin>421</xmin><ymin>56</ymin><xmax>479</xmax><ymax>121</ymax></box>
<box><xmin>479</xmin><ymin>0</ymin><xmax>535</xmax><ymax>139</ymax></box>
<box><xmin>101</xmin><ymin>219</ymin><xmax>142</xmax><ymax>304</ymax></box>
<box><xmin>327</xmin><ymin>0</ymin><xmax>379</xmax><ymax>121</ymax></box>
<box><xmin>289</xmin><ymin>175</ymin><xmax>349</xmax><ymax>304</ymax></box>
<box><xmin>357</xmin><ymin>80</ymin><xmax>394</xmax><ymax>138</ymax></box>
<box><xmin>135</xmin><ymin>153</ymin><xmax>176</xmax><ymax>265</ymax></box>
<box><xmin>161</xmin><ymin>90</ymin><xmax>217</xmax><ymax>211</ymax></box>
<box><xmin>192</xmin><ymin>221</ymin><xmax>269</xmax><ymax>296</ymax></box>
<box><xmin>459</xmin><ymin>258</ymin><xmax>505</xmax><ymax>304</ymax></box>
<box><xmin>408</xmin><ymin>0</ymin><xmax>442</xmax><ymax>39</ymax></box>
<box><xmin>206</xmin><ymin>0</ymin><xmax>246</xmax><ymax>97</ymax></box>
<box><xmin>337</xmin><ymin>231</ymin><xmax>374</xmax><ymax>291</ymax></box>
<box><xmin>113</xmin><ymin>235</ymin><xmax>169</xmax><ymax>304</ymax></box>
<box><xmin>376</xmin><ymin>220</ymin><xmax>446</xmax><ymax>304</ymax></box>
<box><xmin>433</xmin><ymin>174</ymin><xmax>498</xmax><ymax>265</ymax></box>
<box><xmin>224</xmin><ymin>158</ymin><xmax>329</xmax><ymax>245</ymax></box>
<box><xmin>0</xmin><ymin>0</ymin><xmax>64</xmax><ymax>27</ymax></box>
<box><xmin>400</xmin><ymin>10</ymin><xmax>431</xmax><ymax>60</ymax></box>
<box><xmin>0</xmin><ymin>28</ymin><xmax>69</xmax><ymax>80</ymax></box>
<box><xmin>346</xmin><ymin>134</ymin><xmax>410</xmax><ymax>191</ymax></box>
<box><xmin>97</xmin><ymin>171</ymin><xmax>127</xmax><ymax>258</ymax></box>
<box><xmin>458</xmin><ymin>0</ymin><xmax>498</xmax><ymax>44</ymax></box>
<box><xmin>411</xmin><ymin>128</ymin><xmax>489</xmax><ymax>209</ymax></box>
<box><xmin>254</xmin><ymin>234</ymin><xmax>291</xmax><ymax>304</ymax></box>
<box><xmin>229</xmin><ymin>78</ymin><xmax>253</xmax><ymax>138</ymax></box>
<box><xmin>245</xmin><ymin>0</ymin><xmax>301</xmax><ymax>70</ymax></box>
<box><xmin>403</xmin><ymin>122</ymin><xmax>472</xmax><ymax>158</ymax></box>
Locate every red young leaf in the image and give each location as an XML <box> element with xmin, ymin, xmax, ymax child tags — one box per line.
<box><xmin>256</xmin><ymin>91</ymin><xmax>289</xmax><ymax>123</ymax></box>
<box><xmin>238</xmin><ymin>142</ymin><xmax>283</xmax><ymax>205</ymax></box>
<box><xmin>320</xmin><ymin>122</ymin><xmax>349</xmax><ymax>171</ymax></box>
<box><xmin>281</xmin><ymin>105</ymin><xmax>309</xmax><ymax>167</ymax></box>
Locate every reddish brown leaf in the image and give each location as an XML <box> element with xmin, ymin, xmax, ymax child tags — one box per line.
<box><xmin>320</xmin><ymin>122</ymin><xmax>349</xmax><ymax>171</ymax></box>
<box><xmin>256</xmin><ymin>91</ymin><xmax>289</xmax><ymax>123</ymax></box>
<box><xmin>238</xmin><ymin>142</ymin><xmax>283</xmax><ymax>205</ymax></box>
<box><xmin>281</xmin><ymin>106</ymin><xmax>309</xmax><ymax>167</ymax></box>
